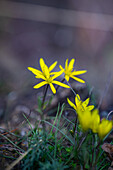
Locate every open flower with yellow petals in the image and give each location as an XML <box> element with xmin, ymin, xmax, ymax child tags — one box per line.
<box><xmin>59</xmin><ymin>59</ymin><xmax>87</xmax><ymax>83</ymax></box>
<box><xmin>67</xmin><ymin>93</ymin><xmax>112</xmax><ymax>137</ymax></box>
<box><xmin>67</xmin><ymin>94</ymin><xmax>94</xmax><ymax>113</ymax></box>
<box><xmin>28</xmin><ymin>58</ymin><xmax>70</xmax><ymax>94</ymax></box>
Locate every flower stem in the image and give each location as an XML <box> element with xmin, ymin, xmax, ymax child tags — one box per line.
<box><xmin>40</xmin><ymin>84</ymin><xmax>49</xmax><ymax>135</ymax></box>
<box><xmin>41</xmin><ymin>84</ymin><xmax>49</xmax><ymax>109</ymax></box>
<box><xmin>65</xmin><ymin>79</ymin><xmax>77</xmax><ymax>96</ymax></box>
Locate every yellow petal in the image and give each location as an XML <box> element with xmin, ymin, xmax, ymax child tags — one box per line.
<box><xmin>65</xmin><ymin>59</ymin><xmax>68</xmax><ymax>70</ymax></box>
<box><xmin>49</xmin><ymin>61</ymin><xmax>57</xmax><ymax>72</ymax></box>
<box><xmin>91</xmin><ymin>109</ymin><xmax>100</xmax><ymax>133</ymax></box>
<box><xmin>78</xmin><ymin>110</ymin><xmax>92</xmax><ymax>131</ymax></box>
<box><xmin>72</xmin><ymin>70</ymin><xmax>87</xmax><ymax>76</ymax></box>
<box><xmin>43</xmin><ymin>64</ymin><xmax>50</xmax><ymax>79</ymax></box>
<box><xmin>50</xmin><ymin>72</ymin><xmax>59</xmax><ymax>75</ymax></box>
<box><xmin>49</xmin><ymin>83</ymin><xmax>56</xmax><ymax>94</ymax></box>
<box><xmin>40</xmin><ymin>58</ymin><xmax>45</xmax><ymax>71</ymax></box>
<box><xmin>71</xmin><ymin>76</ymin><xmax>85</xmax><ymax>83</ymax></box>
<box><xmin>35</xmin><ymin>74</ymin><xmax>46</xmax><ymax>80</ymax></box>
<box><xmin>53</xmin><ymin>80</ymin><xmax>70</xmax><ymax>88</ymax></box>
<box><xmin>68</xmin><ymin>59</ymin><xmax>75</xmax><ymax>71</ymax></box>
<box><xmin>67</xmin><ymin>98</ymin><xmax>76</xmax><ymax>110</ymax></box>
<box><xmin>82</xmin><ymin>98</ymin><xmax>89</xmax><ymax>107</ymax></box>
<box><xmin>28</xmin><ymin>67</ymin><xmax>42</xmax><ymax>76</ymax></box>
<box><xmin>33</xmin><ymin>81</ymin><xmax>47</xmax><ymax>89</ymax></box>
<box><xmin>59</xmin><ymin>65</ymin><xmax>64</xmax><ymax>71</ymax></box>
<box><xmin>87</xmin><ymin>105</ymin><xmax>94</xmax><ymax>111</ymax></box>
<box><xmin>65</xmin><ymin>75</ymin><xmax>69</xmax><ymax>81</ymax></box>
<box><xmin>52</xmin><ymin>70</ymin><xmax>64</xmax><ymax>80</ymax></box>
<box><xmin>75</xmin><ymin>94</ymin><xmax>81</xmax><ymax>107</ymax></box>
<box><xmin>92</xmin><ymin>108</ymin><xmax>99</xmax><ymax>115</ymax></box>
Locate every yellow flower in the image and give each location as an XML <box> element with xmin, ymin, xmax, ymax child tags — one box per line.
<box><xmin>67</xmin><ymin>94</ymin><xmax>112</xmax><ymax>137</ymax></box>
<box><xmin>97</xmin><ymin>119</ymin><xmax>112</xmax><ymax>139</ymax></box>
<box><xmin>67</xmin><ymin>94</ymin><xmax>94</xmax><ymax>113</ymax></box>
<box><xmin>59</xmin><ymin>59</ymin><xmax>87</xmax><ymax>83</ymax></box>
<box><xmin>28</xmin><ymin>58</ymin><xmax>70</xmax><ymax>94</ymax></box>
<box><xmin>78</xmin><ymin>110</ymin><xmax>113</xmax><ymax>138</ymax></box>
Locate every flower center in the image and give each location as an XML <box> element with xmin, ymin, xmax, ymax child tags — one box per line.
<box><xmin>78</xmin><ymin>101</ymin><xmax>85</xmax><ymax>111</ymax></box>
<box><xmin>65</xmin><ymin>69</ymin><xmax>71</xmax><ymax>76</ymax></box>
<box><xmin>46</xmin><ymin>76</ymin><xmax>53</xmax><ymax>83</ymax></box>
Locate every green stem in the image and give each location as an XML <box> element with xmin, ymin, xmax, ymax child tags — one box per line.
<box><xmin>66</xmin><ymin>79</ymin><xmax>86</xmax><ymax>112</ymax></box>
<box><xmin>41</xmin><ymin>84</ymin><xmax>49</xmax><ymax>109</ymax></box>
<box><xmin>65</xmin><ymin>79</ymin><xmax>77</xmax><ymax>96</ymax></box>
<box><xmin>40</xmin><ymin>84</ymin><xmax>49</xmax><ymax>134</ymax></box>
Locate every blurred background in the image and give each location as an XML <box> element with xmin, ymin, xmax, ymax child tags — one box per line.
<box><xmin>0</xmin><ymin>0</ymin><xmax>113</xmax><ymax>122</ymax></box>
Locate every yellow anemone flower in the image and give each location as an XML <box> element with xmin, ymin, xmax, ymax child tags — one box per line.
<box><xmin>28</xmin><ymin>58</ymin><xmax>70</xmax><ymax>94</ymax></box>
<box><xmin>67</xmin><ymin>94</ymin><xmax>94</xmax><ymax>113</ymax></box>
<box><xmin>97</xmin><ymin>119</ymin><xmax>112</xmax><ymax>140</ymax></box>
<box><xmin>59</xmin><ymin>58</ymin><xmax>87</xmax><ymax>83</ymax></box>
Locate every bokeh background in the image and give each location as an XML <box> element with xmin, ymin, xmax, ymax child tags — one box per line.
<box><xmin>0</xmin><ymin>0</ymin><xmax>113</xmax><ymax>121</ymax></box>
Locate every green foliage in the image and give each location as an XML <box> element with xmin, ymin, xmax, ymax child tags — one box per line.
<box><xmin>20</xmin><ymin>103</ymin><xmax>112</xmax><ymax>170</ymax></box>
<box><xmin>2</xmin><ymin>101</ymin><xmax>112</xmax><ymax>169</ymax></box>
<box><xmin>21</xmin><ymin>130</ymin><xmax>68</xmax><ymax>170</ymax></box>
